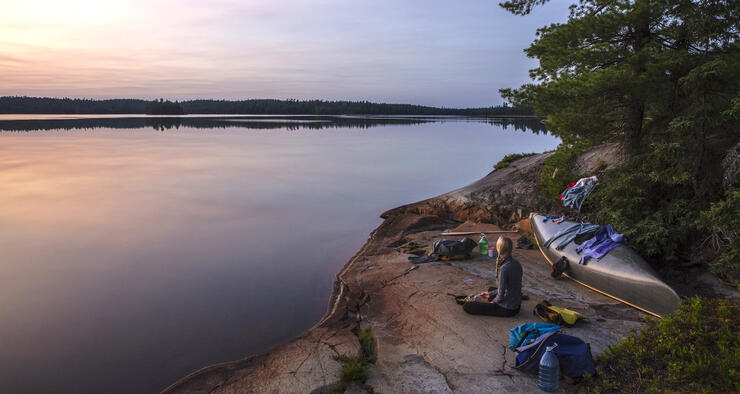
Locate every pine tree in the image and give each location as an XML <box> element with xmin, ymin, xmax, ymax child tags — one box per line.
<box><xmin>501</xmin><ymin>0</ymin><xmax>740</xmax><ymax>279</ymax></box>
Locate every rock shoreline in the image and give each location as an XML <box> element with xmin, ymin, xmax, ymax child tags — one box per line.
<box><xmin>161</xmin><ymin>145</ymin><xmax>647</xmax><ymax>393</ymax></box>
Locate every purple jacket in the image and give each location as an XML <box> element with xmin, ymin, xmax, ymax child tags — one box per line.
<box><xmin>575</xmin><ymin>224</ymin><xmax>625</xmax><ymax>264</ymax></box>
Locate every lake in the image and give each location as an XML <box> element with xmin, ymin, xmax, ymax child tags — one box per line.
<box><xmin>0</xmin><ymin>115</ymin><xmax>558</xmax><ymax>393</ymax></box>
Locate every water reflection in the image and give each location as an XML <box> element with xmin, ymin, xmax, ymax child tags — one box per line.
<box><xmin>0</xmin><ymin>118</ymin><xmax>557</xmax><ymax>393</ymax></box>
<box><xmin>0</xmin><ymin>115</ymin><xmax>548</xmax><ymax>133</ymax></box>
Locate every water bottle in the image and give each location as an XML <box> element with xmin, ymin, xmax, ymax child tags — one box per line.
<box><xmin>478</xmin><ymin>234</ymin><xmax>488</xmax><ymax>255</ymax></box>
<box><xmin>538</xmin><ymin>342</ymin><xmax>559</xmax><ymax>392</ymax></box>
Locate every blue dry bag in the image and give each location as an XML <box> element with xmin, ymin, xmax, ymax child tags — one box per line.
<box><xmin>508</xmin><ymin>323</ymin><xmax>560</xmax><ymax>349</ymax></box>
<box><xmin>513</xmin><ymin>330</ymin><xmax>595</xmax><ymax>378</ymax></box>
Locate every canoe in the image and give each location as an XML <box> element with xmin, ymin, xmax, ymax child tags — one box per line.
<box><xmin>530</xmin><ymin>213</ymin><xmax>680</xmax><ymax>317</ymax></box>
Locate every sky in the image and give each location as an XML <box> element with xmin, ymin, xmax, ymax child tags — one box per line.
<box><xmin>0</xmin><ymin>0</ymin><xmax>570</xmax><ymax>107</ymax></box>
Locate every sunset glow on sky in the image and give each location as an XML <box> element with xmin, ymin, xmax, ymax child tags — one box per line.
<box><xmin>0</xmin><ymin>0</ymin><xmax>568</xmax><ymax>106</ymax></box>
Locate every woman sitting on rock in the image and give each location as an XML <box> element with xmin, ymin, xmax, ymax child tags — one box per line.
<box><xmin>463</xmin><ymin>236</ymin><xmax>522</xmax><ymax>317</ymax></box>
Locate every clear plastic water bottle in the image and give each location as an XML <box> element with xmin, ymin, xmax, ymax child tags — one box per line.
<box><xmin>538</xmin><ymin>342</ymin><xmax>559</xmax><ymax>392</ymax></box>
<box><xmin>478</xmin><ymin>234</ymin><xmax>488</xmax><ymax>255</ymax></box>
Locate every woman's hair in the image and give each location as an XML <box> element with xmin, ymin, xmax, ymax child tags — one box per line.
<box><xmin>495</xmin><ymin>236</ymin><xmax>513</xmax><ymax>278</ymax></box>
<box><xmin>496</xmin><ymin>236</ymin><xmax>513</xmax><ymax>260</ymax></box>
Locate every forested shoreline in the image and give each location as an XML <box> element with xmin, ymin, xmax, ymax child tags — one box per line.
<box><xmin>500</xmin><ymin>1</ymin><xmax>738</xmax><ymax>391</ymax></box>
<box><xmin>502</xmin><ymin>0</ymin><xmax>739</xmax><ymax>283</ymax></box>
<box><xmin>0</xmin><ymin>96</ymin><xmax>533</xmax><ymax>116</ymax></box>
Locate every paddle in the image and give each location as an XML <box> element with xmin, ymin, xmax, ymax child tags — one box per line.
<box><xmin>438</xmin><ymin>230</ymin><xmax>518</xmax><ymax>236</ymax></box>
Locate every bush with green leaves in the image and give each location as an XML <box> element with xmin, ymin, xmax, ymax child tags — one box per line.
<box><xmin>338</xmin><ymin>356</ymin><xmax>367</xmax><ymax>382</ymax></box>
<box><xmin>538</xmin><ymin>143</ymin><xmax>585</xmax><ymax>201</ymax></box>
<box><xmin>581</xmin><ymin>297</ymin><xmax>740</xmax><ymax>393</ymax></box>
<box><xmin>334</xmin><ymin>327</ymin><xmax>376</xmax><ymax>385</ymax></box>
<box><xmin>494</xmin><ymin>152</ymin><xmax>537</xmax><ymax>170</ymax></box>
<box><xmin>697</xmin><ymin>190</ymin><xmax>740</xmax><ymax>284</ymax></box>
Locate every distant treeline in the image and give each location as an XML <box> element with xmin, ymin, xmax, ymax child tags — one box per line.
<box><xmin>146</xmin><ymin>99</ymin><xmax>184</xmax><ymax>115</ymax></box>
<box><xmin>0</xmin><ymin>96</ymin><xmax>534</xmax><ymax>116</ymax></box>
<box><xmin>180</xmin><ymin>99</ymin><xmax>533</xmax><ymax>116</ymax></box>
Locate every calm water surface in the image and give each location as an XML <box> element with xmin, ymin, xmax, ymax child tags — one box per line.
<box><xmin>0</xmin><ymin>116</ymin><xmax>558</xmax><ymax>393</ymax></box>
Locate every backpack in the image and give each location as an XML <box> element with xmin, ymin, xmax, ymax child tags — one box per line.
<box><xmin>432</xmin><ymin>238</ymin><xmax>477</xmax><ymax>260</ymax></box>
<box><xmin>508</xmin><ymin>323</ymin><xmax>561</xmax><ymax>349</ymax></box>
<box><xmin>408</xmin><ymin>238</ymin><xmax>477</xmax><ymax>264</ymax></box>
<box><xmin>513</xmin><ymin>330</ymin><xmax>596</xmax><ymax>378</ymax></box>
<box><xmin>534</xmin><ymin>300</ymin><xmax>585</xmax><ymax>326</ymax></box>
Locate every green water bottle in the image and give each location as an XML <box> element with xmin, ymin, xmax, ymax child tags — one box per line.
<box><xmin>478</xmin><ymin>234</ymin><xmax>488</xmax><ymax>255</ymax></box>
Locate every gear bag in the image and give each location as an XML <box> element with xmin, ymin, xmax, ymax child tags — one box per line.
<box><xmin>408</xmin><ymin>238</ymin><xmax>477</xmax><ymax>264</ymax></box>
<box><xmin>433</xmin><ymin>238</ymin><xmax>477</xmax><ymax>260</ymax></box>
<box><xmin>508</xmin><ymin>323</ymin><xmax>560</xmax><ymax>349</ymax></box>
<box><xmin>513</xmin><ymin>330</ymin><xmax>596</xmax><ymax>378</ymax></box>
<box><xmin>534</xmin><ymin>300</ymin><xmax>585</xmax><ymax>326</ymax></box>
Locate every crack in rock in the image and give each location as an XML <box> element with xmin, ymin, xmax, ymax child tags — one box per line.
<box><xmin>422</xmin><ymin>353</ymin><xmax>455</xmax><ymax>392</ymax></box>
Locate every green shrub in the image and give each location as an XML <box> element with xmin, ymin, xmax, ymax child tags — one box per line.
<box><xmin>581</xmin><ymin>297</ymin><xmax>740</xmax><ymax>393</ymax></box>
<box><xmin>584</xmin><ymin>141</ymin><xmax>727</xmax><ymax>265</ymax></box>
<box><xmin>586</xmin><ymin>144</ymin><xmax>695</xmax><ymax>259</ymax></box>
<box><xmin>334</xmin><ymin>327</ymin><xmax>376</xmax><ymax>385</ymax></box>
<box><xmin>539</xmin><ymin>143</ymin><xmax>586</xmax><ymax>201</ymax></box>
<box><xmin>357</xmin><ymin>328</ymin><xmax>376</xmax><ymax>363</ymax></box>
<box><xmin>334</xmin><ymin>354</ymin><xmax>351</xmax><ymax>363</ymax></box>
<box><xmin>697</xmin><ymin>189</ymin><xmax>740</xmax><ymax>283</ymax></box>
<box><xmin>338</xmin><ymin>356</ymin><xmax>367</xmax><ymax>382</ymax></box>
<box><xmin>494</xmin><ymin>152</ymin><xmax>537</xmax><ymax>170</ymax></box>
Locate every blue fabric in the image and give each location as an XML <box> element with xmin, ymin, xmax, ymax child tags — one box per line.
<box><xmin>543</xmin><ymin>223</ymin><xmax>598</xmax><ymax>250</ymax></box>
<box><xmin>561</xmin><ymin>177</ymin><xmax>598</xmax><ymax>212</ymax></box>
<box><xmin>554</xmin><ymin>223</ymin><xmax>600</xmax><ymax>250</ymax></box>
<box><xmin>561</xmin><ymin>184</ymin><xmax>596</xmax><ymax>212</ymax></box>
<box><xmin>508</xmin><ymin>323</ymin><xmax>560</xmax><ymax>349</ymax></box>
<box><xmin>575</xmin><ymin>224</ymin><xmax>625</xmax><ymax>264</ymax></box>
<box><xmin>514</xmin><ymin>331</ymin><xmax>596</xmax><ymax>378</ymax></box>
<box><xmin>543</xmin><ymin>223</ymin><xmax>581</xmax><ymax>248</ymax></box>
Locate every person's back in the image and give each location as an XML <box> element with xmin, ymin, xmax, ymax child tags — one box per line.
<box><xmin>493</xmin><ymin>256</ymin><xmax>522</xmax><ymax>311</ymax></box>
<box><xmin>462</xmin><ymin>236</ymin><xmax>522</xmax><ymax>317</ymax></box>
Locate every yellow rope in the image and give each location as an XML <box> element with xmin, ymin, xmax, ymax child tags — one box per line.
<box><xmin>531</xmin><ymin>219</ymin><xmax>663</xmax><ymax>318</ymax></box>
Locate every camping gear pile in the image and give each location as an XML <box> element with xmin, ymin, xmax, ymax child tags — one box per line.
<box><xmin>453</xmin><ymin>282</ymin><xmax>596</xmax><ymax>385</ymax></box>
<box><xmin>404</xmin><ymin>217</ymin><xmax>673</xmax><ymax>387</ymax></box>
<box><xmin>512</xmin><ymin>329</ymin><xmax>596</xmax><ymax>379</ymax></box>
<box><xmin>507</xmin><ymin>318</ymin><xmax>594</xmax><ymax>381</ymax></box>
